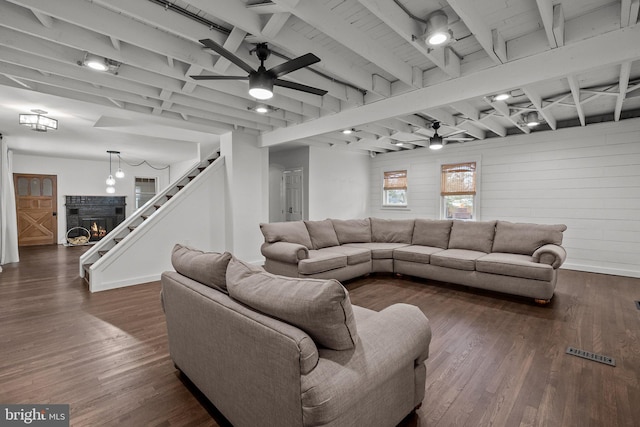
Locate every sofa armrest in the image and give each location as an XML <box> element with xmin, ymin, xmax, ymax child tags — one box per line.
<box><xmin>532</xmin><ymin>244</ymin><xmax>567</xmax><ymax>268</ymax></box>
<box><xmin>261</xmin><ymin>241</ymin><xmax>309</xmax><ymax>263</ymax></box>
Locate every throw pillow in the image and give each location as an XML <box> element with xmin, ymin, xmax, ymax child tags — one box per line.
<box><xmin>412</xmin><ymin>219</ymin><xmax>453</xmax><ymax>248</ymax></box>
<box><xmin>448</xmin><ymin>220</ymin><xmax>497</xmax><ymax>253</ymax></box>
<box><xmin>226</xmin><ymin>257</ymin><xmax>358</xmax><ymax>351</ymax></box>
<box><xmin>304</xmin><ymin>219</ymin><xmax>340</xmax><ymax>249</ymax></box>
<box><xmin>171</xmin><ymin>244</ymin><xmax>232</xmax><ymax>293</ymax></box>
<box><xmin>492</xmin><ymin>221</ymin><xmax>567</xmax><ymax>255</ymax></box>
<box><xmin>260</xmin><ymin>221</ymin><xmax>313</xmax><ymax>249</ymax></box>
<box><xmin>330</xmin><ymin>218</ymin><xmax>372</xmax><ymax>244</ymax></box>
<box><xmin>370</xmin><ymin>218</ymin><xmax>415</xmax><ymax>243</ymax></box>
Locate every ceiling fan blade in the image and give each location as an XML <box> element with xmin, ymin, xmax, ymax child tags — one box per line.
<box><xmin>199</xmin><ymin>38</ymin><xmax>255</xmax><ymax>74</ymax></box>
<box><xmin>268</xmin><ymin>53</ymin><xmax>321</xmax><ymax>78</ymax></box>
<box><xmin>274</xmin><ymin>79</ymin><xmax>328</xmax><ymax>96</ymax></box>
<box><xmin>190</xmin><ymin>75</ymin><xmax>249</xmax><ymax>80</ymax></box>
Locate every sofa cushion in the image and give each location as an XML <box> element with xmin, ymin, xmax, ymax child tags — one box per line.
<box><xmin>226</xmin><ymin>257</ymin><xmax>358</xmax><ymax>351</ymax></box>
<box><xmin>412</xmin><ymin>219</ymin><xmax>452</xmax><ymax>249</ymax></box>
<box><xmin>343</xmin><ymin>242</ymin><xmax>409</xmax><ymax>259</ymax></box>
<box><xmin>330</xmin><ymin>218</ymin><xmax>372</xmax><ymax>244</ymax></box>
<box><xmin>304</xmin><ymin>219</ymin><xmax>340</xmax><ymax>249</ymax></box>
<box><xmin>476</xmin><ymin>253</ymin><xmax>554</xmax><ymax>281</ymax></box>
<box><xmin>370</xmin><ymin>218</ymin><xmax>415</xmax><ymax>243</ymax></box>
<box><xmin>393</xmin><ymin>245</ymin><xmax>445</xmax><ymax>264</ymax></box>
<box><xmin>299</xmin><ymin>251</ymin><xmax>347</xmax><ymax>275</ymax></box>
<box><xmin>448</xmin><ymin>220</ymin><xmax>496</xmax><ymax>253</ymax></box>
<box><xmin>171</xmin><ymin>244</ymin><xmax>232</xmax><ymax>293</ymax></box>
<box><xmin>430</xmin><ymin>249</ymin><xmax>487</xmax><ymax>271</ymax></box>
<box><xmin>320</xmin><ymin>246</ymin><xmax>371</xmax><ymax>265</ymax></box>
<box><xmin>492</xmin><ymin>221</ymin><xmax>567</xmax><ymax>255</ymax></box>
<box><xmin>260</xmin><ymin>221</ymin><xmax>313</xmax><ymax>249</ymax></box>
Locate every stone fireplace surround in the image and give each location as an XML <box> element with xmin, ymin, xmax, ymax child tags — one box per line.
<box><xmin>65</xmin><ymin>196</ymin><xmax>126</xmax><ymax>242</ymax></box>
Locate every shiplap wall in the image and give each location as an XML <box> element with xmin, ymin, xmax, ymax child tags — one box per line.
<box><xmin>370</xmin><ymin>118</ymin><xmax>640</xmax><ymax>278</ymax></box>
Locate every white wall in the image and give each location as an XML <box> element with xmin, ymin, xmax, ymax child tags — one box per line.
<box><xmin>369</xmin><ymin>118</ymin><xmax>640</xmax><ymax>278</ymax></box>
<box><xmin>309</xmin><ymin>146</ymin><xmax>370</xmax><ymax>220</ymax></box>
<box><xmin>12</xmin><ymin>153</ymin><xmax>174</xmax><ymax>244</ymax></box>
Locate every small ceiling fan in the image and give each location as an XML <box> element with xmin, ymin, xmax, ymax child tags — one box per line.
<box><xmin>405</xmin><ymin>122</ymin><xmax>475</xmax><ymax>150</ymax></box>
<box><xmin>190</xmin><ymin>39</ymin><xmax>328</xmax><ymax>100</ymax></box>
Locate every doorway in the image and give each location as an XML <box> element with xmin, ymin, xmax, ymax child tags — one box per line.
<box><xmin>13</xmin><ymin>174</ymin><xmax>58</xmax><ymax>246</ymax></box>
<box><xmin>283</xmin><ymin>168</ymin><xmax>303</xmax><ymax>221</ymax></box>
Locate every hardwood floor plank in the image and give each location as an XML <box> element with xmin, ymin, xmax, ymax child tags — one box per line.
<box><xmin>1</xmin><ymin>245</ymin><xmax>639</xmax><ymax>426</ymax></box>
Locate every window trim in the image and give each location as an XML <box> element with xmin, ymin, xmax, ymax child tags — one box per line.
<box><xmin>382</xmin><ymin>168</ymin><xmax>409</xmax><ymax>207</ymax></box>
<box><xmin>438</xmin><ymin>157</ymin><xmax>481</xmax><ymax>220</ymax></box>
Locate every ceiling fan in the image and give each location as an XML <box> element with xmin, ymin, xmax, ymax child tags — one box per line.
<box><xmin>190</xmin><ymin>39</ymin><xmax>328</xmax><ymax>100</ymax></box>
<box><xmin>404</xmin><ymin>122</ymin><xmax>475</xmax><ymax>150</ymax></box>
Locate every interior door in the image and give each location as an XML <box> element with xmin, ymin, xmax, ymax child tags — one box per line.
<box><xmin>14</xmin><ymin>174</ymin><xmax>58</xmax><ymax>246</ymax></box>
<box><xmin>284</xmin><ymin>169</ymin><xmax>303</xmax><ymax>221</ymax></box>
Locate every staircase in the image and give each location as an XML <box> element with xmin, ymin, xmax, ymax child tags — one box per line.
<box><xmin>79</xmin><ymin>151</ymin><xmax>224</xmax><ymax>291</ymax></box>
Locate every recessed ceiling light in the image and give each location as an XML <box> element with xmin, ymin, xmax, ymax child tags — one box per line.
<box><xmin>342</xmin><ymin>129</ymin><xmax>354</xmax><ymax>135</ymax></box>
<box><xmin>254</xmin><ymin>105</ymin><xmax>269</xmax><ymax>114</ymax></box>
<box><xmin>424</xmin><ymin>11</ymin><xmax>453</xmax><ymax>46</ymax></box>
<box><xmin>84</xmin><ymin>54</ymin><xmax>109</xmax><ymax>71</ymax></box>
<box><xmin>525</xmin><ymin>112</ymin><xmax>540</xmax><ymax>127</ymax></box>
<box><xmin>493</xmin><ymin>93</ymin><xmax>511</xmax><ymax>101</ymax></box>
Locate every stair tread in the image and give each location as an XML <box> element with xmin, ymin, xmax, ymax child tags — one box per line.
<box><xmin>98</xmin><ymin>250</ymin><xmax>108</xmax><ymax>256</ymax></box>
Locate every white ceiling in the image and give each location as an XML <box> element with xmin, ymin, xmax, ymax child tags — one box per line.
<box><xmin>0</xmin><ymin>0</ymin><xmax>639</xmax><ymax>160</ymax></box>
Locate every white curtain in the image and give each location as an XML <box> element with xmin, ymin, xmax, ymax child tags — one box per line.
<box><xmin>1</xmin><ymin>136</ymin><xmax>19</xmax><ymax>265</ymax></box>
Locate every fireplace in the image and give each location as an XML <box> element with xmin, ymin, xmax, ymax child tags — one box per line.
<box><xmin>66</xmin><ymin>196</ymin><xmax>126</xmax><ymax>243</ymax></box>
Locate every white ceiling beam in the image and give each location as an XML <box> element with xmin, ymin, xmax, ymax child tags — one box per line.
<box><xmin>358</xmin><ymin>0</ymin><xmax>460</xmax><ymax>78</ymax></box>
<box><xmin>522</xmin><ymin>86</ymin><xmax>557</xmax><ymax>130</ymax></box>
<box><xmin>270</xmin><ymin>0</ymin><xmax>419</xmax><ymax>87</ymax></box>
<box><xmin>477</xmin><ymin>115</ymin><xmax>507</xmax><ymax>137</ymax></box>
<box><xmin>2</xmin><ymin>74</ymin><xmax>33</xmax><ymax>88</ymax></box>
<box><xmin>424</xmin><ymin>109</ymin><xmax>456</xmax><ymax>127</ymax></box>
<box><xmin>456</xmin><ymin>122</ymin><xmax>486</xmax><ymax>140</ymax></box>
<box><xmin>536</xmin><ymin>0</ymin><xmax>560</xmax><ymax>48</ymax></box>
<box><xmin>261</xmin><ymin>12</ymin><xmax>291</xmax><ymax>39</ymax></box>
<box><xmin>167</xmin><ymin>56</ymin><xmax>174</xmax><ymax>68</ymax></box>
<box><xmin>107</xmin><ymin>98</ymin><xmax>123</xmax><ymax>108</ymax></box>
<box><xmin>553</xmin><ymin>5</ymin><xmax>565</xmax><ymax>47</ymax></box>
<box><xmin>212</xmin><ymin>27</ymin><xmax>247</xmax><ymax>74</ymax></box>
<box><xmin>30</xmin><ymin>9</ymin><xmax>52</xmax><ymax>28</ymax></box>
<box><xmin>109</xmin><ymin>36</ymin><xmax>121</xmax><ymax>51</ymax></box>
<box><xmin>614</xmin><ymin>62</ymin><xmax>632</xmax><ymax>121</ymax></box>
<box><xmin>449</xmin><ymin>101</ymin><xmax>480</xmax><ymax>121</ymax></box>
<box><xmin>377</xmin><ymin>118</ymin><xmax>413</xmax><ymax>134</ymax></box>
<box><xmin>262</xmin><ymin>24</ymin><xmax>640</xmax><ymax>146</ymax></box>
<box><xmin>621</xmin><ymin>0</ymin><xmax>640</xmax><ymax>27</ymax></box>
<box><xmin>446</xmin><ymin>0</ymin><xmax>506</xmax><ymax>64</ymax></box>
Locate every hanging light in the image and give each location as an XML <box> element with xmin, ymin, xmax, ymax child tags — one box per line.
<box><xmin>115</xmin><ymin>154</ymin><xmax>125</xmax><ymax>179</ymax></box>
<box><xmin>424</xmin><ymin>11</ymin><xmax>453</xmax><ymax>46</ymax></box>
<box><xmin>105</xmin><ymin>150</ymin><xmax>120</xmax><ymax>193</ymax></box>
<box><xmin>19</xmin><ymin>110</ymin><xmax>58</xmax><ymax>132</ymax></box>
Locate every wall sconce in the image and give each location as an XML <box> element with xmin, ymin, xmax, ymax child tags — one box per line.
<box><xmin>19</xmin><ymin>110</ymin><xmax>58</xmax><ymax>132</ymax></box>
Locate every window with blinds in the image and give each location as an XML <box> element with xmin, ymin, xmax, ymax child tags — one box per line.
<box><xmin>441</xmin><ymin>162</ymin><xmax>476</xmax><ymax>220</ymax></box>
<box><xmin>383</xmin><ymin>170</ymin><xmax>408</xmax><ymax>206</ymax></box>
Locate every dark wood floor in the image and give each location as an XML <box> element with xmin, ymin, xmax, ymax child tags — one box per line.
<box><xmin>1</xmin><ymin>245</ymin><xmax>639</xmax><ymax>426</ymax></box>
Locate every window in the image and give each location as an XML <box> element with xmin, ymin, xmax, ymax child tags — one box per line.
<box><xmin>441</xmin><ymin>162</ymin><xmax>476</xmax><ymax>220</ymax></box>
<box><xmin>383</xmin><ymin>170</ymin><xmax>407</xmax><ymax>206</ymax></box>
<box><xmin>135</xmin><ymin>177</ymin><xmax>157</xmax><ymax>209</ymax></box>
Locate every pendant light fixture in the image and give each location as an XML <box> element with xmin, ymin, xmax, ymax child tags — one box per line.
<box><xmin>105</xmin><ymin>150</ymin><xmax>119</xmax><ymax>193</ymax></box>
<box><xmin>115</xmin><ymin>153</ymin><xmax>125</xmax><ymax>179</ymax></box>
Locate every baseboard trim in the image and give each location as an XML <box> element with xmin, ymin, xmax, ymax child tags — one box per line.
<box><xmin>561</xmin><ymin>263</ymin><xmax>640</xmax><ymax>279</ymax></box>
<box><xmin>90</xmin><ymin>273</ymin><xmax>161</xmax><ymax>292</ymax></box>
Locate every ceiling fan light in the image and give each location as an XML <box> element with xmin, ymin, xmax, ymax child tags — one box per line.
<box><xmin>429</xmin><ymin>137</ymin><xmax>443</xmax><ymax>150</ymax></box>
<box><xmin>249</xmin><ymin>72</ymin><xmax>274</xmax><ymax>100</ymax></box>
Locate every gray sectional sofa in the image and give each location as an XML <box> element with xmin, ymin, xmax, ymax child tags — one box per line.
<box><xmin>162</xmin><ymin>244</ymin><xmax>432</xmax><ymax>427</ymax></box>
<box><xmin>260</xmin><ymin>218</ymin><xmax>567</xmax><ymax>303</ymax></box>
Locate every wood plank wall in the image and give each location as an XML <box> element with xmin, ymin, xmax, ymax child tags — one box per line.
<box><xmin>369</xmin><ymin>118</ymin><xmax>640</xmax><ymax>278</ymax></box>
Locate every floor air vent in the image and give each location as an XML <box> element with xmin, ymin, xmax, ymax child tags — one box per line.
<box><xmin>566</xmin><ymin>347</ymin><xmax>615</xmax><ymax>367</ymax></box>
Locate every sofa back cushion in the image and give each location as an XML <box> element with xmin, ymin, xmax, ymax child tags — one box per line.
<box><xmin>330</xmin><ymin>218</ymin><xmax>372</xmax><ymax>244</ymax></box>
<box><xmin>304</xmin><ymin>219</ymin><xmax>340</xmax><ymax>249</ymax></box>
<box><xmin>370</xmin><ymin>218</ymin><xmax>415</xmax><ymax>243</ymax></box>
<box><xmin>260</xmin><ymin>221</ymin><xmax>313</xmax><ymax>249</ymax></box>
<box><xmin>171</xmin><ymin>244</ymin><xmax>232</xmax><ymax>293</ymax></box>
<box><xmin>412</xmin><ymin>219</ymin><xmax>453</xmax><ymax>249</ymax></box>
<box><xmin>226</xmin><ymin>257</ymin><xmax>358</xmax><ymax>351</ymax></box>
<box><xmin>448</xmin><ymin>220</ymin><xmax>497</xmax><ymax>253</ymax></box>
<box><xmin>492</xmin><ymin>221</ymin><xmax>567</xmax><ymax>255</ymax></box>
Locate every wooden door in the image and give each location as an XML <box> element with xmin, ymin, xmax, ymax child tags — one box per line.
<box><xmin>14</xmin><ymin>174</ymin><xmax>58</xmax><ymax>246</ymax></box>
